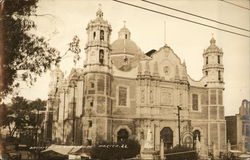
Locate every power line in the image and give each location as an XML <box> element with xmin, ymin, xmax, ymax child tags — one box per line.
<box><xmin>142</xmin><ymin>0</ymin><xmax>249</xmax><ymax>32</ymax></box>
<box><xmin>219</xmin><ymin>0</ymin><xmax>250</xmax><ymax>10</ymax></box>
<box><xmin>113</xmin><ymin>0</ymin><xmax>250</xmax><ymax>38</ymax></box>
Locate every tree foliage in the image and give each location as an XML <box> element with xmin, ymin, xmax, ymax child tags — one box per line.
<box><xmin>3</xmin><ymin>96</ymin><xmax>46</xmax><ymax>138</ymax></box>
<box><xmin>0</xmin><ymin>0</ymin><xmax>83</xmax><ymax>98</ymax></box>
<box><xmin>1</xmin><ymin>0</ymin><xmax>60</xmax><ymax>96</ymax></box>
<box><xmin>64</xmin><ymin>35</ymin><xmax>81</xmax><ymax>65</ymax></box>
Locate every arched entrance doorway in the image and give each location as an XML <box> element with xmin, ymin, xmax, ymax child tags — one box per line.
<box><xmin>117</xmin><ymin>129</ymin><xmax>129</xmax><ymax>142</ymax></box>
<box><xmin>193</xmin><ymin>130</ymin><xmax>201</xmax><ymax>148</ymax></box>
<box><xmin>160</xmin><ymin>127</ymin><xmax>173</xmax><ymax>150</ymax></box>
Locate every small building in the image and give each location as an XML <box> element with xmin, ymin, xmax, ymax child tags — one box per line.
<box><xmin>226</xmin><ymin>99</ymin><xmax>250</xmax><ymax>152</ymax></box>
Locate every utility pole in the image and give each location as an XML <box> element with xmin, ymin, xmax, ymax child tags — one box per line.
<box><xmin>62</xmin><ymin>88</ymin><xmax>66</xmax><ymax>144</ymax></box>
<box><xmin>177</xmin><ymin>105</ymin><xmax>182</xmax><ymax>147</ymax></box>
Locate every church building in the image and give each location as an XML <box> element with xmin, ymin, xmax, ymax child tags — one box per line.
<box><xmin>45</xmin><ymin>7</ymin><xmax>226</xmax><ymax>158</ymax></box>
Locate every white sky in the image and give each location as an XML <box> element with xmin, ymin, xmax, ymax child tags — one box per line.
<box><xmin>18</xmin><ymin>0</ymin><xmax>250</xmax><ymax>116</ymax></box>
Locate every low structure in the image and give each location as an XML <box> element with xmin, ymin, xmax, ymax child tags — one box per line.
<box><xmin>226</xmin><ymin>99</ymin><xmax>250</xmax><ymax>152</ymax></box>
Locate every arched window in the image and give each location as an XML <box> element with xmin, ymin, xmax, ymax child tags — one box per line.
<box><xmin>160</xmin><ymin>127</ymin><xmax>173</xmax><ymax>150</ymax></box>
<box><xmin>193</xmin><ymin>130</ymin><xmax>201</xmax><ymax>148</ymax></box>
<box><xmin>246</xmin><ymin>142</ymin><xmax>250</xmax><ymax>152</ymax></box>
<box><xmin>90</xmin><ymin>82</ymin><xmax>95</xmax><ymax>88</ymax></box>
<box><xmin>218</xmin><ymin>55</ymin><xmax>220</xmax><ymax>64</ymax></box>
<box><xmin>205</xmin><ymin>71</ymin><xmax>208</xmax><ymax>76</ymax></box>
<box><xmin>90</xmin><ymin>98</ymin><xmax>94</xmax><ymax>107</ymax></box>
<box><xmin>118</xmin><ymin>86</ymin><xmax>127</xmax><ymax>106</ymax></box>
<box><xmin>99</xmin><ymin>49</ymin><xmax>104</xmax><ymax>65</ymax></box>
<box><xmin>87</xmin><ymin>139</ymin><xmax>92</xmax><ymax>146</ymax></box>
<box><xmin>100</xmin><ymin>30</ymin><xmax>104</xmax><ymax>41</ymax></box>
<box><xmin>117</xmin><ymin>129</ymin><xmax>129</xmax><ymax>142</ymax></box>
<box><xmin>97</xmin><ymin>77</ymin><xmax>104</xmax><ymax>92</ymax></box>
<box><xmin>218</xmin><ymin>70</ymin><xmax>221</xmax><ymax>81</ymax></box>
<box><xmin>206</xmin><ymin>57</ymin><xmax>208</xmax><ymax>65</ymax></box>
<box><xmin>93</xmin><ymin>32</ymin><xmax>96</xmax><ymax>39</ymax></box>
<box><xmin>246</xmin><ymin>125</ymin><xmax>250</xmax><ymax>136</ymax></box>
<box><xmin>125</xmin><ymin>34</ymin><xmax>127</xmax><ymax>39</ymax></box>
<box><xmin>88</xmin><ymin>120</ymin><xmax>92</xmax><ymax>128</ymax></box>
<box><xmin>248</xmin><ymin>105</ymin><xmax>250</xmax><ymax>116</ymax></box>
<box><xmin>193</xmin><ymin>130</ymin><xmax>201</xmax><ymax>141</ymax></box>
<box><xmin>192</xmin><ymin>94</ymin><xmax>199</xmax><ymax>111</ymax></box>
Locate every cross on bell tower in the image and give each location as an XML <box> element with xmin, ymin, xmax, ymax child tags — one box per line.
<box><xmin>96</xmin><ymin>4</ymin><xmax>103</xmax><ymax>18</ymax></box>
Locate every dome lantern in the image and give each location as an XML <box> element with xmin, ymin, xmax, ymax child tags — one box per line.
<box><xmin>118</xmin><ymin>21</ymin><xmax>131</xmax><ymax>40</ymax></box>
<box><xmin>210</xmin><ymin>37</ymin><xmax>216</xmax><ymax>45</ymax></box>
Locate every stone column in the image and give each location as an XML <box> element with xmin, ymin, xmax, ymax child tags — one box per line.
<box><xmin>154</xmin><ymin>123</ymin><xmax>160</xmax><ymax>151</ymax></box>
<box><xmin>160</xmin><ymin>139</ymin><xmax>164</xmax><ymax>160</ymax></box>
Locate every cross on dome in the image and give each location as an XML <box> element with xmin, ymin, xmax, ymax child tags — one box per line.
<box><xmin>210</xmin><ymin>33</ymin><xmax>216</xmax><ymax>45</ymax></box>
<box><xmin>210</xmin><ymin>37</ymin><xmax>216</xmax><ymax>45</ymax></box>
<box><xmin>123</xmin><ymin>20</ymin><xmax>126</xmax><ymax>27</ymax></box>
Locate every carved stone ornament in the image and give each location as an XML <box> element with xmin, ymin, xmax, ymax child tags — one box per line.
<box><xmin>163</xmin><ymin>66</ymin><xmax>170</xmax><ymax>74</ymax></box>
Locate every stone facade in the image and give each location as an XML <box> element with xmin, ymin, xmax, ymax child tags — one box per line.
<box><xmin>46</xmin><ymin>8</ymin><xmax>226</xmax><ymax>158</ymax></box>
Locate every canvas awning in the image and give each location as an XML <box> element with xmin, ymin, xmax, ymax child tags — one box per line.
<box><xmin>42</xmin><ymin>145</ymin><xmax>82</xmax><ymax>155</ymax></box>
<box><xmin>229</xmin><ymin>150</ymin><xmax>242</xmax><ymax>153</ymax></box>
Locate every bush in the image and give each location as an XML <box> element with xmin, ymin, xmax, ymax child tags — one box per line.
<box><xmin>39</xmin><ymin>151</ymin><xmax>68</xmax><ymax>160</ymax></box>
<box><xmin>90</xmin><ymin>139</ymin><xmax>141</xmax><ymax>160</ymax></box>
<box><xmin>165</xmin><ymin>145</ymin><xmax>198</xmax><ymax>160</ymax></box>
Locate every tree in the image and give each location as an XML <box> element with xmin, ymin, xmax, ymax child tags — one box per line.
<box><xmin>0</xmin><ymin>104</ymin><xmax>7</xmax><ymax>158</ymax></box>
<box><xmin>1</xmin><ymin>0</ymin><xmax>61</xmax><ymax>97</ymax></box>
<box><xmin>0</xmin><ymin>0</ymin><xmax>82</xmax><ymax>98</ymax></box>
<box><xmin>3</xmin><ymin>96</ymin><xmax>46</xmax><ymax>139</ymax></box>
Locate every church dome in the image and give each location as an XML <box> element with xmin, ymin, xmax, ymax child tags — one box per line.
<box><xmin>111</xmin><ymin>39</ymin><xmax>142</xmax><ymax>56</ymax></box>
<box><xmin>111</xmin><ymin>26</ymin><xmax>143</xmax><ymax>56</ymax></box>
<box><xmin>110</xmin><ymin>25</ymin><xmax>143</xmax><ymax>71</ymax></box>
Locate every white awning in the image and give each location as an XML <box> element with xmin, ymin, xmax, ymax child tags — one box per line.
<box><xmin>229</xmin><ymin>150</ymin><xmax>242</xmax><ymax>153</ymax></box>
<box><xmin>42</xmin><ymin>145</ymin><xmax>82</xmax><ymax>155</ymax></box>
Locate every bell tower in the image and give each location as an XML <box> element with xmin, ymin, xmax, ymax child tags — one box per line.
<box><xmin>203</xmin><ymin>37</ymin><xmax>226</xmax><ymax>156</ymax></box>
<box><xmin>84</xmin><ymin>6</ymin><xmax>112</xmax><ymax>73</ymax></box>
<box><xmin>82</xmin><ymin>6</ymin><xmax>113</xmax><ymax>145</ymax></box>
<box><xmin>203</xmin><ymin>37</ymin><xmax>224</xmax><ymax>88</ymax></box>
